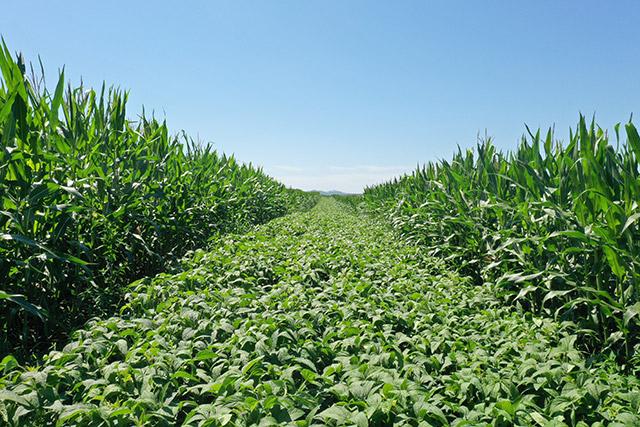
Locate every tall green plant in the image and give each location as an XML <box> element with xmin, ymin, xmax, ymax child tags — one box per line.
<box><xmin>0</xmin><ymin>41</ymin><xmax>315</xmax><ymax>360</ymax></box>
<box><xmin>365</xmin><ymin>117</ymin><xmax>640</xmax><ymax>365</ymax></box>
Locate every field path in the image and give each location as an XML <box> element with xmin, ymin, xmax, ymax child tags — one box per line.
<box><xmin>2</xmin><ymin>198</ymin><xmax>638</xmax><ymax>425</ymax></box>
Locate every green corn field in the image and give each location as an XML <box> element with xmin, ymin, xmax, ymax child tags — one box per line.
<box><xmin>364</xmin><ymin>119</ymin><xmax>640</xmax><ymax>364</ymax></box>
<box><xmin>0</xmin><ymin>42</ymin><xmax>316</xmax><ymax>360</ymax></box>
<box><xmin>2</xmin><ymin>43</ymin><xmax>640</xmax><ymax>426</ymax></box>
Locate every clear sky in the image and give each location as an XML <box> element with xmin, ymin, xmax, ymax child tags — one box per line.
<box><xmin>2</xmin><ymin>1</ymin><xmax>639</xmax><ymax>192</ymax></box>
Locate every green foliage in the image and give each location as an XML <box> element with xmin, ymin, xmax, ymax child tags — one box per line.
<box><xmin>1</xmin><ymin>198</ymin><xmax>638</xmax><ymax>425</ymax></box>
<box><xmin>286</xmin><ymin>189</ymin><xmax>321</xmax><ymax>213</ymax></box>
<box><xmin>364</xmin><ymin>117</ymin><xmax>640</xmax><ymax>364</ymax></box>
<box><xmin>333</xmin><ymin>194</ymin><xmax>365</xmax><ymax>212</ymax></box>
<box><xmin>0</xmin><ymin>42</ymin><xmax>315</xmax><ymax>360</ymax></box>
<box><xmin>3</xmin><ymin>40</ymin><xmax>637</xmax><ymax>424</ymax></box>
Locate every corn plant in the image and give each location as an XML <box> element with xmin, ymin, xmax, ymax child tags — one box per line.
<box><xmin>365</xmin><ymin>117</ymin><xmax>640</xmax><ymax>365</ymax></box>
<box><xmin>0</xmin><ymin>41</ymin><xmax>317</xmax><ymax>360</ymax></box>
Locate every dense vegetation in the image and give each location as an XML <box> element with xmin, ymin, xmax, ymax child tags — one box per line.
<box><xmin>364</xmin><ymin>118</ymin><xmax>640</xmax><ymax>367</ymax></box>
<box><xmin>3</xmin><ymin>40</ymin><xmax>640</xmax><ymax>425</ymax></box>
<box><xmin>1</xmin><ymin>198</ymin><xmax>638</xmax><ymax>426</ymax></box>
<box><xmin>0</xmin><ymin>43</ymin><xmax>315</xmax><ymax>360</ymax></box>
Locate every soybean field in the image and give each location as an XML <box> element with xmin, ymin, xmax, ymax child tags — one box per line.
<box><xmin>2</xmin><ymin>198</ymin><xmax>639</xmax><ymax>426</ymax></box>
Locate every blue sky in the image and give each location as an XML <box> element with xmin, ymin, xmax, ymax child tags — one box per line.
<box><xmin>2</xmin><ymin>1</ymin><xmax>639</xmax><ymax>192</ymax></box>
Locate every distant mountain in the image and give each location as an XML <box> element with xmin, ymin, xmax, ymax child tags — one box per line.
<box><xmin>317</xmin><ymin>190</ymin><xmax>358</xmax><ymax>196</ymax></box>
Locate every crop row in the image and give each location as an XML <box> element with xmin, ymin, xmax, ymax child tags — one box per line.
<box><xmin>0</xmin><ymin>43</ymin><xmax>317</xmax><ymax>360</ymax></box>
<box><xmin>364</xmin><ymin>117</ymin><xmax>640</xmax><ymax>366</ymax></box>
<box><xmin>1</xmin><ymin>198</ymin><xmax>638</xmax><ymax>425</ymax></box>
